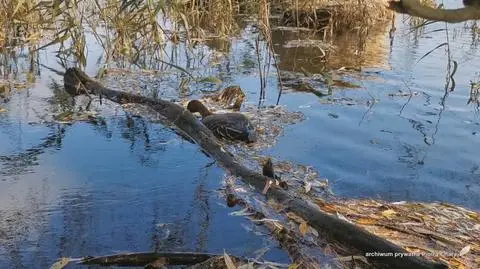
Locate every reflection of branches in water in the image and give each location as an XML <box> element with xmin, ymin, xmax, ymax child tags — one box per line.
<box><xmin>358</xmin><ymin>91</ymin><xmax>377</xmax><ymax>126</ymax></box>
<box><xmin>398</xmin><ymin>143</ymin><xmax>424</xmax><ymax>170</ymax></box>
<box><xmin>58</xmin><ymin>189</ymin><xmax>92</xmax><ymax>258</ymax></box>
<box><xmin>0</xmin><ymin>179</ymin><xmax>50</xmax><ymax>268</ymax></box>
<box><xmin>193</xmin><ymin>165</ymin><xmax>212</xmax><ymax>252</ymax></box>
<box><xmin>0</xmin><ymin>125</ymin><xmax>66</xmax><ymax>177</ymax></box>
<box><xmin>151</xmin><ymin>163</ymin><xmax>212</xmax><ymax>252</ymax></box>
<box><xmin>0</xmin><ymin>48</ymin><xmax>40</xmax><ymax>80</ymax></box>
<box><xmin>416</xmin><ymin>23</ymin><xmax>456</xmax><ymax>165</ymax></box>
<box><xmin>118</xmin><ymin>115</ymin><xmax>173</xmax><ymax>167</ymax></box>
<box><xmin>397</xmin><ymin>21</ymin><xmax>458</xmax><ymax>166</ymax></box>
<box><xmin>399</xmin><ymin>78</ymin><xmax>415</xmax><ymax>116</ymax></box>
<box><xmin>255</xmin><ymin>37</ymin><xmax>272</xmax><ymax>106</ymax></box>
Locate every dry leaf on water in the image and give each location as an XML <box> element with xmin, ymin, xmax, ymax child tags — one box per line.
<box><xmin>288</xmin><ymin>263</ymin><xmax>301</xmax><ymax>269</ymax></box>
<box><xmin>49</xmin><ymin>258</ymin><xmax>70</xmax><ymax>269</ymax></box>
<box><xmin>381</xmin><ymin>209</ymin><xmax>397</xmax><ymax>218</ymax></box>
<box><xmin>458</xmin><ymin>245</ymin><xmax>471</xmax><ymax>256</ymax></box>
<box><xmin>286</xmin><ymin>212</ymin><xmax>306</xmax><ymax>224</ymax></box>
<box><xmin>0</xmin><ymin>107</ymin><xmax>7</xmax><ymax>113</ymax></box>
<box><xmin>356</xmin><ymin>217</ymin><xmax>378</xmax><ymax>225</ymax></box>
<box><xmin>299</xmin><ymin>222</ymin><xmax>309</xmax><ymax>235</ymax></box>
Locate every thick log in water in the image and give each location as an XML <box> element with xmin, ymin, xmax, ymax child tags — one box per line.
<box><xmin>64</xmin><ymin>68</ymin><xmax>446</xmax><ymax>269</ymax></box>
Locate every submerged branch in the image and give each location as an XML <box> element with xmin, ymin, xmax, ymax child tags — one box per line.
<box><xmin>63</xmin><ymin>68</ymin><xmax>447</xmax><ymax>269</ymax></box>
<box><xmin>80</xmin><ymin>252</ymin><xmax>215</xmax><ymax>266</ymax></box>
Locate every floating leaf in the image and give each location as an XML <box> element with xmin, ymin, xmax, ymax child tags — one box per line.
<box><xmin>315</xmin><ymin>201</ymin><xmax>337</xmax><ymax>213</ymax></box>
<box><xmin>299</xmin><ymin>222</ymin><xmax>309</xmax><ymax>235</ymax></box>
<box><xmin>0</xmin><ymin>107</ymin><xmax>7</xmax><ymax>113</ymax></box>
<box><xmin>49</xmin><ymin>258</ymin><xmax>70</xmax><ymax>269</ymax></box>
<box><xmin>381</xmin><ymin>209</ymin><xmax>397</xmax><ymax>218</ymax></box>
<box><xmin>224</xmin><ymin>251</ymin><xmax>236</xmax><ymax>269</ymax></box>
<box><xmin>459</xmin><ymin>245</ymin><xmax>471</xmax><ymax>256</ymax></box>
<box><xmin>288</xmin><ymin>263</ymin><xmax>301</xmax><ymax>269</ymax></box>
<box><xmin>286</xmin><ymin>212</ymin><xmax>305</xmax><ymax>223</ymax></box>
<box><xmin>356</xmin><ymin>217</ymin><xmax>377</xmax><ymax>225</ymax></box>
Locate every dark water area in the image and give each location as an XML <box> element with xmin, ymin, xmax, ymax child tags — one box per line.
<box><xmin>1</xmin><ymin>2</ymin><xmax>480</xmax><ymax>268</ymax></box>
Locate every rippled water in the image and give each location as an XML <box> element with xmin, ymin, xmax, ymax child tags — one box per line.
<box><xmin>1</xmin><ymin>2</ymin><xmax>480</xmax><ymax>268</ymax></box>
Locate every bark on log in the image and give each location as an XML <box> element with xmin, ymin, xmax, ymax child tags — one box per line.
<box><xmin>64</xmin><ymin>68</ymin><xmax>447</xmax><ymax>269</ymax></box>
<box><xmin>388</xmin><ymin>0</ymin><xmax>480</xmax><ymax>22</ymax></box>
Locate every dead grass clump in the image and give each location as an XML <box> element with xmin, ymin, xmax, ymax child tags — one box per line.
<box><xmin>316</xmin><ymin>199</ymin><xmax>480</xmax><ymax>269</ymax></box>
<box><xmin>0</xmin><ymin>0</ymin><xmax>46</xmax><ymax>49</ymax></box>
<box><xmin>172</xmin><ymin>0</ymin><xmax>247</xmax><ymax>39</ymax></box>
<box><xmin>279</xmin><ymin>0</ymin><xmax>393</xmax><ymax>36</ymax></box>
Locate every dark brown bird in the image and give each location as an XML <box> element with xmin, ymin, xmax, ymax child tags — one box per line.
<box><xmin>187</xmin><ymin>100</ymin><xmax>257</xmax><ymax>143</ymax></box>
<box><xmin>262</xmin><ymin>157</ymin><xmax>287</xmax><ymax>190</ymax></box>
<box><xmin>262</xmin><ymin>158</ymin><xmax>276</xmax><ymax>179</ymax></box>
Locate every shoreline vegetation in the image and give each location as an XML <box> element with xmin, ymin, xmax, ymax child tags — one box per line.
<box><xmin>1</xmin><ymin>1</ymin><xmax>479</xmax><ymax>269</ymax></box>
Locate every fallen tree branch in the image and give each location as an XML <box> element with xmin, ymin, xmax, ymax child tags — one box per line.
<box><xmin>63</xmin><ymin>68</ymin><xmax>447</xmax><ymax>269</ymax></box>
<box><xmin>388</xmin><ymin>0</ymin><xmax>480</xmax><ymax>22</ymax></box>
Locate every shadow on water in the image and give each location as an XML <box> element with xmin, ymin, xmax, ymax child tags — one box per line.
<box><xmin>1</xmin><ymin>1</ymin><xmax>480</xmax><ymax>268</ymax></box>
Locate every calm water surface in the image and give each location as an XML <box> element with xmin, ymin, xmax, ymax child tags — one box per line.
<box><xmin>1</xmin><ymin>4</ymin><xmax>480</xmax><ymax>268</ymax></box>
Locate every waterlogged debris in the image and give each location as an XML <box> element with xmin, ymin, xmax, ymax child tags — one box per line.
<box><xmin>459</xmin><ymin>245</ymin><xmax>471</xmax><ymax>256</ymax></box>
<box><xmin>311</xmin><ymin>199</ymin><xmax>480</xmax><ymax>268</ymax></box>
<box><xmin>49</xmin><ymin>258</ymin><xmax>71</xmax><ymax>269</ymax></box>
<box><xmin>53</xmin><ymin>111</ymin><xmax>104</xmax><ymax>124</ymax></box>
<box><xmin>327</xmin><ymin>113</ymin><xmax>338</xmax><ymax>119</ymax></box>
<box><xmin>331</xmin><ymin>79</ymin><xmax>361</xmax><ymax>88</ymax></box>
<box><xmin>288</xmin><ymin>263</ymin><xmax>301</xmax><ymax>269</ymax></box>
<box><xmin>320</xmin><ymin>97</ymin><xmax>361</xmax><ymax>106</ymax></box>
<box><xmin>299</xmin><ymin>221</ymin><xmax>309</xmax><ymax>235</ymax></box>
<box><xmin>230</xmin><ymin>208</ymin><xmax>253</xmax><ymax>217</ymax></box>
<box><xmin>198</xmin><ymin>76</ymin><xmax>222</xmax><ymax>84</ymax></box>
<box><xmin>283</xmin><ymin>39</ymin><xmax>331</xmax><ymax>49</ymax></box>
<box><xmin>286</xmin><ymin>212</ymin><xmax>306</xmax><ymax>224</ymax></box>
<box><xmin>381</xmin><ymin>209</ymin><xmax>397</xmax><ymax>218</ymax></box>
<box><xmin>208</xmin><ymin>86</ymin><xmax>246</xmax><ymax>110</ymax></box>
<box><xmin>388</xmin><ymin>90</ymin><xmax>420</xmax><ymax>97</ymax></box>
<box><xmin>356</xmin><ymin>217</ymin><xmax>378</xmax><ymax>225</ymax></box>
